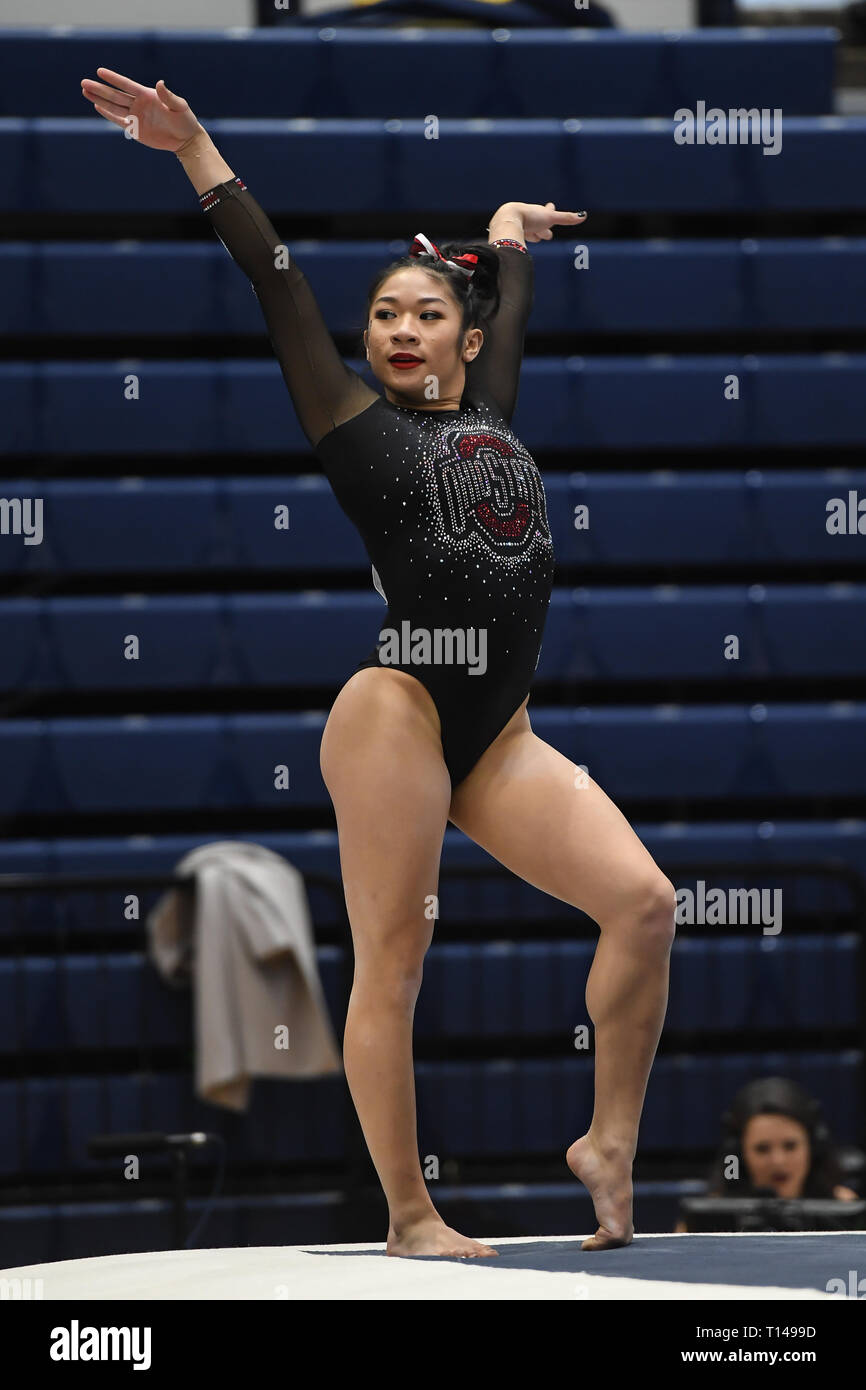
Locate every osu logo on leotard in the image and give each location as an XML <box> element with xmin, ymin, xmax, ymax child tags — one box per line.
<box><xmin>435</xmin><ymin>427</ymin><xmax>551</xmax><ymax>557</ymax></box>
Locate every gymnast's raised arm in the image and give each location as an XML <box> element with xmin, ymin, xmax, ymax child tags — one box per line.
<box><xmin>79</xmin><ymin>68</ymin><xmax>378</xmax><ymax>449</ymax></box>
<box><xmin>468</xmin><ymin>201</ymin><xmax>586</xmax><ymax>424</ymax></box>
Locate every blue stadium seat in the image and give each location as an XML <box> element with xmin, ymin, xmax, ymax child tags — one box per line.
<box><xmin>4</xmin><ymin>358</ymin><xmax>866</xmax><ymax>455</ymax></box>
<box><xmin>2</xmin><ymin>823</ymin><xmax>864</xmax><ymax>934</ymax></box>
<box><xmin>550</xmin><ymin>584</ymin><xmax>866</xmax><ymax>681</ymax></box>
<box><xmin>0</xmin><ymin>479</ymin><xmax>229</xmax><ymax>575</ymax></box>
<box><xmin>0</xmin><ymin>1050</ymin><xmax>858</xmax><ymax>1175</ymax></box>
<box><xmin>0</xmin><ymin>951</ymin><xmax>343</xmax><ymax>1054</ymax></box>
<box><xmin>5</xmin><ymin>240</ymin><xmax>866</xmax><ymax>337</ymax></box>
<box><xmin>1</xmin><ymin>584</ymin><xmax>864</xmax><ymax>693</ymax></box>
<box><xmin>1</xmin><ymin>705</ymin><xmax>864</xmax><ymax>814</ymax></box>
<box><xmin>760</xmin><ymin>585</ymin><xmax>866</xmax><ymax>676</ymax></box>
<box><xmin>226</xmin><ymin>592</ymin><xmax>381</xmax><ymax>685</ymax></box>
<box><xmin>3</xmin><ymin>473</ymin><xmax>863</xmax><ymax>576</ymax></box>
<box><xmin>0</xmin><ymin>29</ymin><xmax>836</xmax><ymax>120</ymax></box>
<box><xmin>224</xmin><ymin>476</ymin><xmax>357</xmax><ymax>569</ymax></box>
<box><xmin>3</xmin><ymin>118</ymin><xmax>866</xmax><ymax>215</ymax></box>
<box><xmin>47</xmin><ymin>596</ymin><xmax>226</xmax><ymax>691</ymax></box>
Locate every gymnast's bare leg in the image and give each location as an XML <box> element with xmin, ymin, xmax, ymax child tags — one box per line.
<box><xmin>449</xmin><ymin>701</ymin><xmax>677</xmax><ymax>1251</ymax></box>
<box><xmin>320</xmin><ymin>666</ymin><xmax>498</xmax><ymax>1258</ymax></box>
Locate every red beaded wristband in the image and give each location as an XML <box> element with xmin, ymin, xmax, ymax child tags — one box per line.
<box><xmin>489</xmin><ymin>237</ymin><xmax>527</xmax><ymax>254</ymax></box>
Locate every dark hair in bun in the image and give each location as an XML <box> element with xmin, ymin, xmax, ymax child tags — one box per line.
<box><xmin>364</xmin><ymin>239</ymin><xmax>502</xmax><ymax>337</ymax></box>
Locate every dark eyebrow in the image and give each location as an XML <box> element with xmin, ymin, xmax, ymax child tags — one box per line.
<box><xmin>373</xmin><ymin>294</ymin><xmax>448</xmax><ymax>306</ymax></box>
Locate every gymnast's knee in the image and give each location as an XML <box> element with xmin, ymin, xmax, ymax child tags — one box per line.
<box><xmin>351</xmin><ymin>942</ymin><xmax>428</xmax><ymax>1009</ymax></box>
<box><xmin>600</xmin><ymin>873</ymin><xmax>677</xmax><ymax>945</ymax></box>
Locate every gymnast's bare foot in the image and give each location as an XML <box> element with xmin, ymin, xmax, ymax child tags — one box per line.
<box><xmin>387</xmin><ymin>1211</ymin><xmax>499</xmax><ymax>1258</ymax></box>
<box><xmin>567</xmin><ymin>1132</ymin><xmax>635</xmax><ymax>1250</ymax></box>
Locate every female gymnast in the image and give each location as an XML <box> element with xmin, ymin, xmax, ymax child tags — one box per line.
<box><xmin>81</xmin><ymin>68</ymin><xmax>678</xmax><ymax>1259</ymax></box>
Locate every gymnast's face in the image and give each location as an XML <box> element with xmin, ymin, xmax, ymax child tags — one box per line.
<box><xmin>741</xmin><ymin>1114</ymin><xmax>811</xmax><ymax>1198</ymax></box>
<box><xmin>364</xmin><ymin>267</ymin><xmax>483</xmax><ymax>410</ymax></box>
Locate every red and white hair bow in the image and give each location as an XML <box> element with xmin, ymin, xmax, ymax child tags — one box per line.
<box><xmin>408</xmin><ymin>232</ymin><xmax>478</xmax><ymax>280</ymax></box>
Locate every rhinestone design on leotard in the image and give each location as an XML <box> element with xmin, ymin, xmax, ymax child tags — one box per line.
<box><xmin>321</xmin><ymin>393</ymin><xmax>555</xmax><ymax>669</ymax></box>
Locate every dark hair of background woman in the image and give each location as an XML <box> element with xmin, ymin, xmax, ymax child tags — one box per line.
<box><xmin>706</xmin><ymin>1076</ymin><xmax>846</xmax><ymax>1199</ymax></box>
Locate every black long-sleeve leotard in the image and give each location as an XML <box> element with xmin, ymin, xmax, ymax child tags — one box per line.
<box><xmin>200</xmin><ymin>175</ymin><xmax>555</xmax><ymax>788</ymax></box>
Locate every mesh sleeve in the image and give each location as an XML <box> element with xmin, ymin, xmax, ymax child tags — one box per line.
<box><xmin>465</xmin><ymin>244</ymin><xmax>534</xmax><ymax>424</ymax></box>
<box><xmin>199</xmin><ymin>177</ymin><xmax>379</xmax><ymax>449</ymax></box>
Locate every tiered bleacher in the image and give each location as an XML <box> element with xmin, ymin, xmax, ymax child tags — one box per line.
<box><xmin>1</xmin><ymin>24</ymin><xmax>864</xmax><ymax>1263</ymax></box>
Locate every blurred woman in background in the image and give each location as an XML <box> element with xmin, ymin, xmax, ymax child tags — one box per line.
<box><xmin>676</xmin><ymin>1076</ymin><xmax>859</xmax><ymax>1232</ymax></box>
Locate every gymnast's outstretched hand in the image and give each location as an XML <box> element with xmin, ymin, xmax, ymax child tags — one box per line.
<box><xmin>80</xmin><ymin>68</ymin><xmax>202</xmax><ymax>152</ymax></box>
<box><xmin>508</xmin><ymin>202</ymin><xmax>587</xmax><ymax>243</ymax></box>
